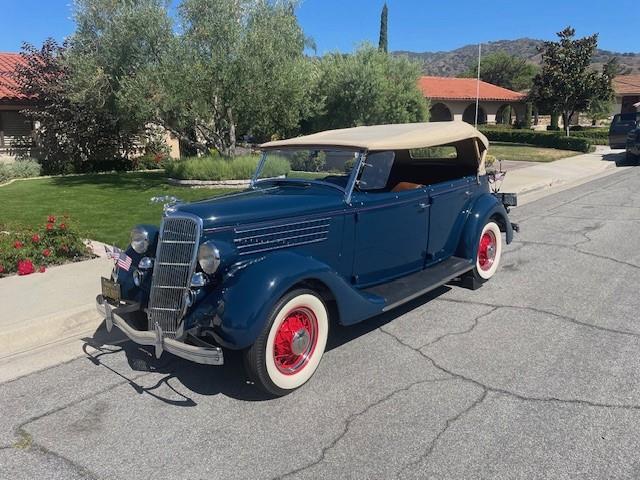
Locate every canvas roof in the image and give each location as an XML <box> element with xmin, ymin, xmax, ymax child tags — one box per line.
<box><xmin>261</xmin><ymin>121</ymin><xmax>489</xmax><ymax>151</ymax></box>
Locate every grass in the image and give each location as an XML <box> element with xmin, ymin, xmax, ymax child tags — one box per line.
<box><xmin>488</xmin><ymin>142</ymin><xmax>581</xmax><ymax>163</ymax></box>
<box><xmin>0</xmin><ymin>172</ymin><xmax>232</xmax><ymax>246</ymax></box>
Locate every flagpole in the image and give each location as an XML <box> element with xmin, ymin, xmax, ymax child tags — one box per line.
<box><xmin>474</xmin><ymin>43</ymin><xmax>482</xmax><ymax>128</ymax></box>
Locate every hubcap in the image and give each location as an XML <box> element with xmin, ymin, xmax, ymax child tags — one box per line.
<box><xmin>273</xmin><ymin>308</ymin><xmax>318</xmax><ymax>375</ymax></box>
<box><xmin>478</xmin><ymin>230</ymin><xmax>497</xmax><ymax>271</ymax></box>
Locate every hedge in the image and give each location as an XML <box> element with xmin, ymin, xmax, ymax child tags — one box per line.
<box><xmin>165</xmin><ymin>155</ymin><xmax>291</xmax><ymax>181</ymax></box>
<box><xmin>479</xmin><ymin>129</ymin><xmax>595</xmax><ymax>153</ymax></box>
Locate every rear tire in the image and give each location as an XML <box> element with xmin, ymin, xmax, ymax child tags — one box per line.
<box><xmin>463</xmin><ymin>220</ymin><xmax>503</xmax><ymax>287</ymax></box>
<box><xmin>244</xmin><ymin>289</ymin><xmax>329</xmax><ymax>396</ymax></box>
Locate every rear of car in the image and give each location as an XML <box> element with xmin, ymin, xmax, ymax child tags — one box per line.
<box><xmin>626</xmin><ymin>127</ymin><xmax>640</xmax><ymax>162</ymax></box>
<box><xmin>609</xmin><ymin>113</ymin><xmax>640</xmax><ymax>149</ymax></box>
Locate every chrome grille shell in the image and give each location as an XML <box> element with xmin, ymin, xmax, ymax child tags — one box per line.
<box><xmin>148</xmin><ymin>214</ymin><xmax>201</xmax><ymax>338</ymax></box>
<box><xmin>234</xmin><ymin>218</ymin><xmax>330</xmax><ymax>256</ymax></box>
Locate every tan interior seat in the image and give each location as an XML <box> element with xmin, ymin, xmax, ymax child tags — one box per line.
<box><xmin>391</xmin><ymin>182</ymin><xmax>423</xmax><ymax>193</ymax></box>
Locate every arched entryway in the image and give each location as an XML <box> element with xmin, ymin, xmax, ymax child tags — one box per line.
<box><xmin>462</xmin><ymin>104</ymin><xmax>487</xmax><ymax>125</ymax></box>
<box><xmin>496</xmin><ymin>104</ymin><xmax>515</xmax><ymax>125</ymax></box>
<box><xmin>429</xmin><ymin>102</ymin><xmax>453</xmax><ymax>122</ymax></box>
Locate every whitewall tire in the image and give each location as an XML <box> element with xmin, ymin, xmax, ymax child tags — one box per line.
<box><xmin>244</xmin><ymin>289</ymin><xmax>329</xmax><ymax>396</ymax></box>
<box><xmin>475</xmin><ymin>221</ymin><xmax>502</xmax><ymax>280</ymax></box>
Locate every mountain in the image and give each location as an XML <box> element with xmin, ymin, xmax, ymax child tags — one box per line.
<box><xmin>394</xmin><ymin>38</ymin><xmax>640</xmax><ymax>77</ymax></box>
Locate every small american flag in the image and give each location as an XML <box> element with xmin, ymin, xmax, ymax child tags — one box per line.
<box><xmin>104</xmin><ymin>245</ymin><xmax>121</xmax><ymax>260</ymax></box>
<box><xmin>117</xmin><ymin>252</ymin><xmax>132</xmax><ymax>272</ymax></box>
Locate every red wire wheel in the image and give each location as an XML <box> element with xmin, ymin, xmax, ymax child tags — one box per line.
<box><xmin>273</xmin><ymin>307</ymin><xmax>318</xmax><ymax>375</ymax></box>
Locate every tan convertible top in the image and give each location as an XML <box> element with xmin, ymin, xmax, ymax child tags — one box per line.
<box><xmin>261</xmin><ymin>121</ymin><xmax>489</xmax><ymax>151</ymax></box>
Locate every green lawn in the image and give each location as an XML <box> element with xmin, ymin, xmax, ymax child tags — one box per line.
<box><xmin>489</xmin><ymin>142</ymin><xmax>581</xmax><ymax>163</ymax></box>
<box><xmin>0</xmin><ymin>172</ymin><xmax>232</xmax><ymax>246</ymax></box>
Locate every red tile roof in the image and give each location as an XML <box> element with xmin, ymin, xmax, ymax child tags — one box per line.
<box><xmin>418</xmin><ymin>76</ymin><xmax>526</xmax><ymax>102</ymax></box>
<box><xmin>0</xmin><ymin>52</ymin><xmax>27</xmax><ymax>102</ymax></box>
<box><xmin>614</xmin><ymin>75</ymin><xmax>640</xmax><ymax>96</ymax></box>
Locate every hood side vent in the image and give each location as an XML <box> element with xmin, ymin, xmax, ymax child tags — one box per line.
<box><xmin>234</xmin><ymin>218</ymin><xmax>330</xmax><ymax>256</ymax></box>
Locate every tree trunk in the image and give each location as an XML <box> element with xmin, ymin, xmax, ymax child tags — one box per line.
<box><xmin>227</xmin><ymin>107</ymin><xmax>236</xmax><ymax>157</ymax></box>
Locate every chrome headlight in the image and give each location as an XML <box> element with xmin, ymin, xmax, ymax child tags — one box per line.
<box><xmin>130</xmin><ymin>226</ymin><xmax>150</xmax><ymax>254</ymax></box>
<box><xmin>198</xmin><ymin>241</ymin><xmax>221</xmax><ymax>275</ymax></box>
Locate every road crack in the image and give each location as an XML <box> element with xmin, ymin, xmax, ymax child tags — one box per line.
<box><xmin>274</xmin><ymin>376</ymin><xmax>455</xmax><ymax>479</ymax></box>
<box><xmin>421</xmin><ymin>307</ymin><xmax>499</xmax><ymax>349</ymax></box>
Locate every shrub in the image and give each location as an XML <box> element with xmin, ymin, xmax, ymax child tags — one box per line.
<box><xmin>479</xmin><ymin>129</ymin><xmax>594</xmax><ymax>153</ymax></box>
<box><xmin>0</xmin><ymin>159</ymin><xmax>42</xmax><ymax>183</ymax></box>
<box><xmin>0</xmin><ymin>215</ymin><xmax>91</xmax><ymax>277</ymax></box>
<box><xmin>165</xmin><ymin>155</ymin><xmax>291</xmax><ymax>181</ymax></box>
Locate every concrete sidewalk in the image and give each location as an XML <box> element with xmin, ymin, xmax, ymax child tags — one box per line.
<box><xmin>0</xmin><ymin>146</ymin><xmax>629</xmax><ymax>382</ymax></box>
<box><xmin>500</xmin><ymin>146</ymin><xmax>626</xmax><ymax>204</ymax></box>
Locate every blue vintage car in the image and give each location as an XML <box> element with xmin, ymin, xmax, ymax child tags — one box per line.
<box><xmin>97</xmin><ymin>122</ymin><xmax>517</xmax><ymax>396</ymax></box>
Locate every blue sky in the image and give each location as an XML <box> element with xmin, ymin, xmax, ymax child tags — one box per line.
<box><xmin>1</xmin><ymin>0</ymin><xmax>637</xmax><ymax>54</ymax></box>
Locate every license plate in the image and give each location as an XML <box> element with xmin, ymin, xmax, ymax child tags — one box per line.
<box><xmin>101</xmin><ymin>277</ymin><xmax>121</xmax><ymax>302</ymax></box>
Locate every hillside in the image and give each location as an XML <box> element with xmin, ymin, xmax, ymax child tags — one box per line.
<box><xmin>394</xmin><ymin>38</ymin><xmax>640</xmax><ymax>77</ymax></box>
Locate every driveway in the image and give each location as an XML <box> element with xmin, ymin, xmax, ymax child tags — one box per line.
<box><xmin>2</xmin><ymin>161</ymin><xmax>640</xmax><ymax>479</ymax></box>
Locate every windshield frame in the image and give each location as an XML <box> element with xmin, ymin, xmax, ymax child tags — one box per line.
<box><xmin>251</xmin><ymin>147</ymin><xmax>367</xmax><ymax>203</ymax></box>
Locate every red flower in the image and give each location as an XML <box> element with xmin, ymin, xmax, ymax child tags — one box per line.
<box><xmin>46</xmin><ymin>223</ymin><xmax>54</xmax><ymax>231</ymax></box>
<box><xmin>14</xmin><ymin>241</ymin><xmax>23</xmax><ymax>249</ymax></box>
<box><xmin>32</xmin><ymin>234</ymin><xmax>40</xmax><ymax>243</ymax></box>
<box><xmin>0</xmin><ymin>265</ymin><xmax>4</xmax><ymax>274</ymax></box>
<box><xmin>48</xmin><ymin>215</ymin><xmax>56</xmax><ymax>223</ymax></box>
<box><xmin>39</xmin><ymin>265</ymin><xmax>46</xmax><ymax>273</ymax></box>
<box><xmin>59</xmin><ymin>223</ymin><xmax>67</xmax><ymax>230</ymax></box>
<box><xmin>43</xmin><ymin>248</ymin><xmax>51</xmax><ymax>257</ymax></box>
<box><xmin>17</xmin><ymin>260</ymin><xmax>35</xmax><ymax>276</ymax></box>
<box><xmin>60</xmin><ymin>245</ymin><xmax>69</xmax><ymax>253</ymax></box>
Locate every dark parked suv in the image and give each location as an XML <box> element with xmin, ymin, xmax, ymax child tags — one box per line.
<box><xmin>609</xmin><ymin>112</ymin><xmax>640</xmax><ymax>148</ymax></box>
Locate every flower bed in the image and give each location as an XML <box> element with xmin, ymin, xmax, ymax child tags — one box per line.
<box><xmin>0</xmin><ymin>216</ymin><xmax>92</xmax><ymax>277</ymax></box>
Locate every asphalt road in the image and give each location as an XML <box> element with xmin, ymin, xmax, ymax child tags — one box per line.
<box><xmin>2</xmin><ymin>160</ymin><xmax>640</xmax><ymax>480</ymax></box>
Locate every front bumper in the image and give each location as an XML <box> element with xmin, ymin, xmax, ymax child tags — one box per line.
<box><xmin>96</xmin><ymin>295</ymin><xmax>224</xmax><ymax>365</ymax></box>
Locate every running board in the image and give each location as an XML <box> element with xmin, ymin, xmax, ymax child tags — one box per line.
<box><xmin>363</xmin><ymin>256</ymin><xmax>473</xmax><ymax>311</ymax></box>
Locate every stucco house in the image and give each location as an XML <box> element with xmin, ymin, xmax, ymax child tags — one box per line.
<box><xmin>0</xmin><ymin>52</ymin><xmax>33</xmax><ymax>162</ymax></box>
<box><xmin>418</xmin><ymin>76</ymin><xmax>526</xmax><ymax>125</ymax></box>
<box><xmin>613</xmin><ymin>75</ymin><xmax>640</xmax><ymax>114</ymax></box>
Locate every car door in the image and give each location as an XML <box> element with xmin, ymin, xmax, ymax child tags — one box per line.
<box><xmin>350</xmin><ymin>152</ymin><xmax>429</xmax><ymax>286</ymax></box>
<box><xmin>426</xmin><ymin>176</ymin><xmax>476</xmax><ymax>265</ymax></box>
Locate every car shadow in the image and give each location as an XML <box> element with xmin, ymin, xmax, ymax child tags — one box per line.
<box><xmin>601</xmin><ymin>151</ymin><xmax>638</xmax><ymax>167</ymax></box>
<box><xmin>81</xmin><ymin>286</ymin><xmax>451</xmax><ymax>404</ymax></box>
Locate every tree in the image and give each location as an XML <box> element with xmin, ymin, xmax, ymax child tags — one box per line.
<box><xmin>530</xmin><ymin>27</ymin><xmax>615</xmax><ymax>136</ymax></box>
<box><xmin>378</xmin><ymin>3</ymin><xmax>388</xmax><ymax>53</ymax></box>
<box><xmin>462</xmin><ymin>51</ymin><xmax>537</xmax><ymax>91</ymax></box>
<box><xmin>65</xmin><ymin>0</ymin><xmax>174</xmax><ymax>156</ymax></box>
<box><xmin>122</xmin><ymin>0</ymin><xmax>313</xmax><ymax>156</ymax></box>
<box><xmin>307</xmin><ymin>45</ymin><xmax>428</xmax><ymax>132</ymax></box>
<box><xmin>14</xmin><ymin>40</ymin><xmax>126</xmax><ymax>174</ymax></box>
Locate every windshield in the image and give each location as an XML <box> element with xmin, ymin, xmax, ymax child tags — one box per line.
<box><xmin>255</xmin><ymin>149</ymin><xmax>361</xmax><ymax>191</ymax></box>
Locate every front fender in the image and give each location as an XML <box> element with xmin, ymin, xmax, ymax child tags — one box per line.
<box><xmin>456</xmin><ymin>193</ymin><xmax>513</xmax><ymax>260</ymax></box>
<box><xmin>187</xmin><ymin>250</ymin><xmax>384</xmax><ymax>350</ymax></box>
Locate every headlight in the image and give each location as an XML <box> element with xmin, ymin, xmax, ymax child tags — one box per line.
<box><xmin>130</xmin><ymin>226</ymin><xmax>150</xmax><ymax>254</ymax></box>
<box><xmin>198</xmin><ymin>241</ymin><xmax>221</xmax><ymax>275</ymax></box>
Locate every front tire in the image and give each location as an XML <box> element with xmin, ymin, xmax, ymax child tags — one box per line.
<box><xmin>244</xmin><ymin>289</ymin><xmax>329</xmax><ymax>396</ymax></box>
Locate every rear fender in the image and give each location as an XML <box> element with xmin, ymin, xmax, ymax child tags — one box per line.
<box><xmin>456</xmin><ymin>193</ymin><xmax>513</xmax><ymax>260</ymax></box>
<box><xmin>187</xmin><ymin>251</ymin><xmax>384</xmax><ymax>350</ymax></box>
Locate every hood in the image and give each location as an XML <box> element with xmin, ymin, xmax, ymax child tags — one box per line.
<box><xmin>171</xmin><ymin>183</ymin><xmax>346</xmax><ymax>231</ymax></box>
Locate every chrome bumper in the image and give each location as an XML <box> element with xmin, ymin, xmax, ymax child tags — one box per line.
<box><xmin>96</xmin><ymin>295</ymin><xmax>224</xmax><ymax>365</ymax></box>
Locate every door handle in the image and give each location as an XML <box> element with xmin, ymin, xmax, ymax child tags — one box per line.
<box><xmin>418</xmin><ymin>202</ymin><xmax>429</xmax><ymax>211</ymax></box>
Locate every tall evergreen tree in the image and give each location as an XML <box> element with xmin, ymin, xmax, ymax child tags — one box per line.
<box><xmin>378</xmin><ymin>3</ymin><xmax>388</xmax><ymax>53</ymax></box>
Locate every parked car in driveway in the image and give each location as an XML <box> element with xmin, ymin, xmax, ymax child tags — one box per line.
<box><xmin>609</xmin><ymin>112</ymin><xmax>640</xmax><ymax>149</ymax></box>
<box><xmin>96</xmin><ymin>122</ymin><xmax>518</xmax><ymax>396</ymax></box>
<box><xmin>627</xmin><ymin>126</ymin><xmax>640</xmax><ymax>163</ymax></box>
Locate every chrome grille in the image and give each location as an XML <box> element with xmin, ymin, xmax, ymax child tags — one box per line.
<box><xmin>234</xmin><ymin>218</ymin><xmax>329</xmax><ymax>255</ymax></box>
<box><xmin>148</xmin><ymin>215</ymin><xmax>200</xmax><ymax>338</ymax></box>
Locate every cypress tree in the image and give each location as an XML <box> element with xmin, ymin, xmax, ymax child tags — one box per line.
<box><xmin>378</xmin><ymin>3</ymin><xmax>388</xmax><ymax>53</ymax></box>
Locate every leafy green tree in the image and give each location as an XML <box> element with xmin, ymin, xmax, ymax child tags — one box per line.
<box><xmin>462</xmin><ymin>51</ymin><xmax>537</xmax><ymax>91</ymax></box>
<box><xmin>530</xmin><ymin>27</ymin><xmax>615</xmax><ymax>135</ymax></box>
<box><xmin>15</xmin><ymin>40</ymin><xmax>126</xmax><ymax>174</ymax></box>
<box><xmin>66</xmin><ymin>0</ymin><xmax>173</xmax><ymax>156</ymax></box>
<box><xmin>308</xmin><ymin>45</ymin><xmax>428</xmax><ymax>132</ymax></box>
<box><xmin>378</xmin><ymin>3</ymin><xmax>388</xmax><ymax>53</ymax></box>
<box><xmin>122</xmin><ymin>0</ymin><xmax>313</xmax><ymax>156</ymax></box>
